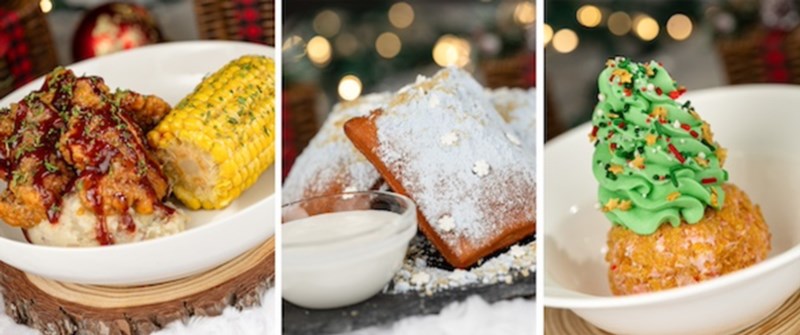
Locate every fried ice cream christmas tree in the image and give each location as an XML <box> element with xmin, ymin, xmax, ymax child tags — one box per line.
<box><xmin>590</xmin><ymin>57</ymin><xmax>771</xmax><ymax>295</ymax></box>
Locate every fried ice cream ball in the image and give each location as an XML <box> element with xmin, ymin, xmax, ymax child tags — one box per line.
<box><xmin>606</xmin><ymin>184</ymin><xmax>771</xmax><ymax>295</ymax></box>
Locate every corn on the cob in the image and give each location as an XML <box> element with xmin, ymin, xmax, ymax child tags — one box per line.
<box><xmin>147</xmin><ymin>55</ymin><xmax>275</xmax><ymax>210</ymax></box>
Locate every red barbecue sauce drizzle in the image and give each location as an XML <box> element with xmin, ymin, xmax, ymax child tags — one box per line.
<box><xmin>8</xmin><ymin>73</ymin><xmax>173</xmax><ymax>245</ymax></box>
<box><xmin>6</xmin><ymin>99</ymin><xmax>67</xmax><ymax>224</ymax></box>
<box><xmin>67</xmin><ymin>103</ymin><xmax>130</xmax><ymax>245</ymax></box>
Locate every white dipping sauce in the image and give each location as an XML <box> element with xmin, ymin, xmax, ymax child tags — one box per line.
<box><xmin>283</xmin><ymin>210</ymin><xmax>400</xmax><ymax>248</ymax></box>
<box><xmin>282</xmin><ymin>209</ymin><xmax>415</xmax><ymax>309</ymax></box>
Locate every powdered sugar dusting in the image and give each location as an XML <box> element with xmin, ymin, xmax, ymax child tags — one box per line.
<box><xmin>374</xmin><ymin>67</ymin><xmax>536</xmax><ymax>255</ymax></box>
<box><xmin>283</xmin><ymin>93</ymin><xmax>391</xmax><ymax>203</ymax></box>
<box><xmin>488</xmin><ymin>87</ymin><xmax>535</xmax><ymax>152</ymax></box>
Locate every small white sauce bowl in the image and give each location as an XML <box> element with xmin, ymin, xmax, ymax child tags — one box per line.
<box><xmin>544</xmin><ymin>86</ymin><xmax>800</xmax><ymax>335</ymax></box>
<box><xmin>282</xmin><ymin>191</ymin><xmax>417</xmax><ymax>309</ymax></box>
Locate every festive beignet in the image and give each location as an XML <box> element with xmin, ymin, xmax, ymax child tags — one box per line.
<box><xmin>283</xmin><ymin>93</ymin><xmax>390</xmax><ymax>204</ymax></box>
<box><xmin>488</xmin><ymin>87</ymin><xmax>535</xmax><ymax>152</ymax></box>
<box><xmin>344</xmin><ymin>68</ymin><xmax>535</xmax><ymax>268</ymax></box>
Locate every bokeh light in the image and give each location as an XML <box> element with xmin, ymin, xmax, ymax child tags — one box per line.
<box><xmin>552</xmin><ymin>29</ymin><xmax>578</xmax><ymax>53</ymax></box>
<box><xmin>376</xmin><ymin>32</ymin><xmax>402</xmax><ymax>59</ymax></box>
<box><xmin>577</xmin><ymin>5</ymin><xmax>602</xmax><ymax>28</ymax></box>
<box><xmin>338</xmin><ymin>75</ymin><xmax>363</xmax><ymax>101</ymax></box>
<box><xmin>667</xmin><ymin>14</ymin><xmax>693</xmax><ymax>40</ymax></box>
<box><xmin>634</xmin><ymin>15</ymin><xmax>659</xmax><ymax>41</ymax></box>
<box><xmin>543</xmin><ymin>24</ymin><xmax>553</xmax><ymax>46</ymax></box>
<box><xmin>389</xmin><ymin>2</ymin><xmax>415</xmax><ymax>29</ymax></box>
<box><xmin>514</xmin><ymin>2</ymin><xmax>535</xmax><ymax>26</ymax></box>
<box><xmin>313</xmin><ymin>10</ymin><xmax>341</xmax><ymax>37</ymax></box>
<box><xmin>432</xmin><ymin>35</ymin><xmax>471</xmax><ymax>67</ymax></box>
<box><xmin>607</xmin><ymin>11</ymin><xmax>632</xmax><ymax>36</ymax></box>
<box><xmin>307</xmin><ymin>35</ymin><xmax>332</xmax><ymax>66</ymax></box>
<box><xmin>40</xmin><ymin>0</ymin><xmax>53</xmax><ymax>13</ymax></box>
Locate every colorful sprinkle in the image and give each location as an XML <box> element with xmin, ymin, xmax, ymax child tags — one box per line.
<box><xmin>668</xmin><ymin>143</ymin><xmax>685</xmax><ymax>163</ymax></box>
<box><xmin>612</xmin><ymin>68</ymin><xmax>633</xmax><ymax>84</ymax></box>
<box><xmin>646</xmin><ymin>134</ymin><xmax>658</xmax><ymax>146</ymax></box>
<box><xmin>701</xmin><ymin>177</ymin><xmax>717</xmax><ymax>184</ymax></box>
<box><xmin>629</xmin><ymin>156</ymin><xmax>645</xmax><ymax>170</ymax></box>
<box><xmin>603</xmin><ymin>198</ymin><xmax>621</xmax><ymax>212</ymax></box>
<box><xmin>666</xmin><ymin>192</ymin><xmax>681</xmax><ymax>201</ymax></box>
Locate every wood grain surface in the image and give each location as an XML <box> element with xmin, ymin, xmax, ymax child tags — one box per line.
<box><xmin>1</xmin><ymin>237</ymin><xmax>275</xmax><ymax>335</ymax></box>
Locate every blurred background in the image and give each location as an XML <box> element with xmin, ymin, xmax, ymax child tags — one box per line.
<box><xmin>282</xmin><ymin>0</ymin><xmax>535</xmax><ymax>178</ymax></box>
<box><xmin>545</xmin><ymin>0</ymin><xmax>800</xmax><ymax>140</ymax></box>
<box><xmin>0</xmin><ymin>0</ymin><xmax>275</xmax><ymax>97</ymax></box>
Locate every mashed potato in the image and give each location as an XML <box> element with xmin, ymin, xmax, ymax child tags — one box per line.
<box><xmin>26</xmin><ymin>194</ymin><xmax>187</xmax><ymax>247</ymax></box>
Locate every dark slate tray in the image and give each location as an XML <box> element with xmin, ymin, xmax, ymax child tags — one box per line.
<box><xmin>283</xmin><ymin>235</ymin><xmax>536</xmax><ymax>335</ymax></box>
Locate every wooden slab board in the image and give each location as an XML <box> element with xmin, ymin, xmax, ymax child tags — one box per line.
<box><xmin>1</xmin><ymin>237</ymin><xmax>275</xmax><ymax>335</ymax></box>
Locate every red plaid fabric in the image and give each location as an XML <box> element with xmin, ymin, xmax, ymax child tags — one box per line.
<box><xmin>524</xmin><ymin>52</ymin><xmax>535</xmax><ymax>87</ymax></box>
<box><xmin>0</xmin><ymin>9</ymin><xmax>33</xmax><ymax>89</ymax></box>
<box><xmin>235</xmin><ymin>0</ymin><xmax>266</xmax><ymax>44</ymax></box>
<box><xmin>763</xmin><ymin>30</ymin><xmax>790</xmax><ymax>83</ymax></box>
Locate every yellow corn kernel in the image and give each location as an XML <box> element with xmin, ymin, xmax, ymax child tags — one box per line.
<box><xmin>148</xmin><ymin>55</ymin><xmax>275</xmax><ymax>209</ymax></box>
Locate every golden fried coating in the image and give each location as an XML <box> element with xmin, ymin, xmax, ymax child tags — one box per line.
<box><xmin>59</xmin><ymin>104</ymin><xmax>168</xmax><ymax>216</ymax></box>
<box><xmin>0</xmin><ymin>68</ymin><xmax>171</xmax><ymax>234</ymax></box>
<box><xmin>39</xmin><ymin>67</ymin><xmax>171</xmax><ymax>132</ymax></box>
<box><xmin>0</xmin><ymin>97</ymin><xmax>74</xmax><ymax>228</ymax></box>
<box><xmin>114</xmin><ymin>90</ymin><xmax>171</xmax><ymax>133</ymax></box>
<box><xmin>606</xmin><ymin>183</ymin><xmax>771</xmax><ymax>295</ymax></box>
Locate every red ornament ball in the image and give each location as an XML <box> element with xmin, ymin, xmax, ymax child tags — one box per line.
<box><xmin>72</xmin><ymin>2</ymin><xmax>163</xmax><ymax>62</ymax></box>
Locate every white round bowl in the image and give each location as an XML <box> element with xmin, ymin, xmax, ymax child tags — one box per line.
<box><xmin>282</xmin><ymin>191</ymin><xmax>418</xmax><ymax>309</ymax></box>
<box><xmin>543</xmin><ymin>85</ymin><xmax>800</xmax><ymax>335</ymax></box>
<box><xmin>0</xmin><ymin>41</ymin><xmax>276</xmax><ymax>285</ymax></box>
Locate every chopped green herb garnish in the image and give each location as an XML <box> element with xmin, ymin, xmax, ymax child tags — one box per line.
<box><xmin>137</xmin><ymin>160</ymin><xmax>148</xmax><ymax>177</ymax></box>
<box><xmin>11</xmin><ymin>170</ymin><xmax>24</xmax><ymax>185</ymax></box>
<box><xmin>44</xmin><ymin>161</ymin><xmax>57</xmax><ymax>173</ymax></box>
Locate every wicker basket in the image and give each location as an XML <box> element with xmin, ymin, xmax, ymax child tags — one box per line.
<box><xmin>480</xmin><ymin>52</ymin><xmax>534</xmax><ymax>89</ymax></box>
<box><xmin>716</xmin><ymin>28</ymin><xmax>770</xmax><ymax>84</ymax></box>
<box><xmin>715</xmin><ymin>26</ymin><xmax>800</xmax><ymax>85</ymax></box>
<box><xmin>282</xmin><ymin>84</ymin><xmax>319</xmax><ymax>179</ymax></box>
<box><xmin>784</xmin><ymin>27</ymin><xmax>800</xmax><ymax>83</ymax></box>
<box><xmin>0</xmin><ymin>0</ymin><xmax>58</xmax><ymax>98</ymax></box>
<box><xmin>193</xmin><ymin>0</ymin><xmax>275</xmax><ymax>46</ymax></box>
<box><xmin>545</xmin><ymin>87</ymin><xmax>564</xmax><ymax>141</ymax></box>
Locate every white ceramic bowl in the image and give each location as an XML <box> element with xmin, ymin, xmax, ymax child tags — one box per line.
<box><xmin>0</xmin><ymin>41</ymin><xmax>276</xmax><ymax>285</ymax></box>
<box><xmin>543</xmin><ymin>85</ymin><xmax>800</xmax><ymax>335</ymax></box>
<box><xmin>282</xmin><ymin>191</ymin><xmax>418</xmax><ymax>309</ymax></box>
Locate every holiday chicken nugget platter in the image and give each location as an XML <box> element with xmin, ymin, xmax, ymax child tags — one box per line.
<box><xmin>0</xmin><ymin>41</ymin><xmax>276</xmax><ymax>286</ymax></box>
<box><xmin>544</xmin><ymin>56</ymin><xmax>800</xmax><ymax>335</ymax></box>
<box><xmin>282</xmin><ymin>67</ymin><xmax>535</xmax><ymax>333</ymax></box>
